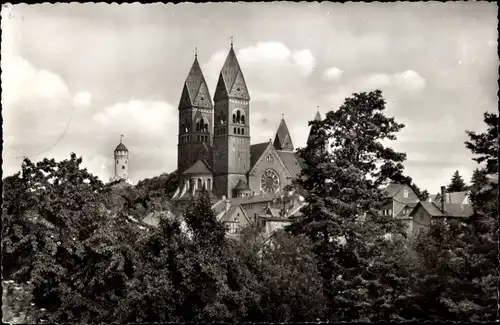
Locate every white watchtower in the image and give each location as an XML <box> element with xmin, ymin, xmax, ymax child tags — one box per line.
<box><xmin>111</xmin><ymin>135</ymin><xmax>133</xmax><ymax>184</ymax></box>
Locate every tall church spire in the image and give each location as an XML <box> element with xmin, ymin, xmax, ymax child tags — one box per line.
<box><xmin>178</xmin><ymin>55</ymin><xmax>213</xmax><ymax>110</ymax></box>
<box><xmin>214</xmin><ymin>43</ymin><xmax>250</xmax><ymax>101</ymax></box>
<box><xmin>177</xmin><ymin>54</ymin><xmax>213</xmax><ymax>174</ymax></box>
<box><xmin>274</xmin><ymin>115</ymin><xmax>294</xmax><ymax>151</ymax></box>
<box><xmin>313</xmin><ymin>106</ymin><xmax>322</xmax><ymax>121</ymax></box>
<box><xmin>307</xmin><ymin>108</ymin><xmax>322</xmax><ymax>145</ymax></box>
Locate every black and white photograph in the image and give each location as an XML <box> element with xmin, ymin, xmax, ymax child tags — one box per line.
<box><xmin>1</xmin><ymin>2</ymin><xmax>498</xmax><ymax>323</ymax></box>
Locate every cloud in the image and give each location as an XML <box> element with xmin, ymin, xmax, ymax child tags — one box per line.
<box><xmin>2</xmin><ymin>54</ymin><xmax>75</xmax><ymax>166</ymax></box>
<box><xmin>72</xmin><ymin>92</ymin><xmax>92</xmax><ymax>107</ymax></box>
<box><xmin>91</xmin><ymin>99</ymin><xmax>178</xmax><ymax>181</ymax></box>
<box><xmin>323</xmin><ymin>67</ymin><xmax>344</xmax><ymax>82</ymax></box>
<box><xmin>325</xmin><ymin>70</ymin><xmax>427</xmax><ymax>109</ymax></box>
<box><xmin>94</xmin><ymin>100</ymin><xmax>173</xmax><ymax>133</ymax></box>
<box><xmin>202</xmin><ymin>42</ymin><xmax>316</xmax><ymax>97</ymax></box>
<box><xmin>238</xmin><ymin>42</ymin><xmax>291</xmax><ymax>62</ymax></box>
<box><xmin>291</xmin><ymin>49</ymin><xmax>316</xmax><ymax>76</ymax></box>
<box><xmin>392</xmin><ymin>70</ymin><xmax>426</xmax><ymax>91</ymax></box>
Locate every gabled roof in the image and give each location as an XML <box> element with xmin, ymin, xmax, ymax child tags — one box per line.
<box><xmin>179</xmin><ymin>57</ymin><xmax>213</xmax><ymax>110</ymax></box>
<box><xmin>417</xmin><ymin>201</ymin><xmax>473</xmax><ymax>218</ymax></box>
<box><xmin>214</xmin><ymin>46</ymin><xmax>250</xmax><ymax>101</ymax></box>
<box><xmin>382</xmin><ymin>183</ymin><xmax>404</xmax><ymax>198</ymax></box>
<box><xmin>250</xmin><ymin>142</ymin><xmax>270</xmax><ymax>171</ymax></box>
<box><xmin>248</xmin><ymin>141</ymin><xmax>293</xmax><ymax>182</ymax></box>
<box><xmin>273</xmin><ymin>118</ymin><xmax>294</xmax><ymax>151</ymax></box>
<box><xmin>394</xmin><ymin>202</ymin><xmax>419</xmax><ymax>218</ymax></box>
<box><xmin>277</xmin><ymin>151</ymin><xmax>302</xmax><ymax>178</ymax></box>
<box><xmin>183</xmin><ymin>160</ymin><xmax>212</xmax><ymax>175</ymax></box>
<box><xmin>435</xmin><ymin>191</ymin><xmax>470</xmax><ymax>205</ymax></box>
<box><xmin>218</xmin><ymin>204</ymin><xmax>252</xmax><ymax>225</ymax></box>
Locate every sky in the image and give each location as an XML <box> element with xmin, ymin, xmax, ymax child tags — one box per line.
<box><xmin>1</xmin><ymin>2</ymin><xmax>498</xmax><ymax>193</ymax></box>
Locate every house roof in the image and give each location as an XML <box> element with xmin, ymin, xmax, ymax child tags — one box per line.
<box><xmin>419</xmin><ymin>202</ymin><xmax>445</xmax><ymax>217</ymax></box>
<box><xmin>212</xmin><ymin>199</ymin><xmax>228</xmax><ymax>216</ymax></box>
<box><xmin>273</xmin><ymin>118</ymin><xmax>294</xmax><ymax>151</ymax></box>
<box><xmin>277</xmin><ymin>151</ymin><xmax>302</xmax><ymax>178</ymax></box>
<box><xmin>230</xmin><ymin>192</ymin><xmax>281</xmax><ymax>206</ymax></box>
<box><xmin>250</xmin><ymin>142</ymin><xmax>270</xmax><ymax>170</ymax></box>
<box><xmin>435</xmin><ymin>191</ymin><xmax>470</xmax><ymax>205</ymax></box>
<box><xmin>418</xmin><ymin>201</ymin><xmax>473</xmax><ymax>218</ymax></box>
<box><xmin>382</xmin><ymin>183</ymin><xmax>404</xmax><ymax>198</ymax></box>
<box><xmin>183</xmin><ymin>159</ymin><xmax>212</xmax><ymax>175</ymax></box>
<box><xmin>394</xmin><ymin>202</ymin><xmax>419</xmax><ymax>218</ymax></box>
<box><xmin>218</xmin><ymin>204</ymin><xmax>252</xmax><ymax>224</ymax></box>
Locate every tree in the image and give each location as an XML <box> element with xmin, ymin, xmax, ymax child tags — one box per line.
<box><xmin>412</xmin><ymin>219</ymin><xmax>478</xmax><ymax>321</ymax></box>
<box><xmin>287</xmin><ymin>90</ymin><xmax>414</xmax><ymax>321</ymax></box>
<box><xmin>2</xmin><ymin>154</ymin><xmax>141</xmax><ymax>323</ymax></box>
<box><xmin>411</xmin><ymin>112</ymin><xmax>499</xmax><ymax>322</ymax></box>
<box><xmin>447</xmin><ymin>170</ymin><xmax>468</xmax><ymax>192</ymax></box>
<box><xmin>258</xmin><ymin>231</ymin><xmax>326</xmax><ymax>322</ymax></box>
<box><xmin>465</xmin><ymin>112</ymin><xmax>498</xmax><ymax>174</ymax></box>
<box><xmin>114</xmin><ymin>191</ymin><xmax>265</xmax><ymax>323</ymax></box>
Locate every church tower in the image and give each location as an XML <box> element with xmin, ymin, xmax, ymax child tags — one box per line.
<box><xmin>177</xmin><ymin>52</ymin><xmax>214</xmax><ymax>174</ymax></box>
<box><xmin>114</xmin><ymin>135</ymin><xmax>129</xmax><ymax>181</ymax></box>
<box><xmin>212</xmin><ymin>42</ymin><xmax>251</xmax><ymax>198</ymax></box>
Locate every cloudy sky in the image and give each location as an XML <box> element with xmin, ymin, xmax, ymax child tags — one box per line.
<box><xmin>1</xmin><ymin>2</ymin><xmax>497</xmax><ymax>193</ymax></box>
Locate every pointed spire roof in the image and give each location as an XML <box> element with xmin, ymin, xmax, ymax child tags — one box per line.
<box><xmin>179</xmin><ymin>56</ymin><xmax>213</xmax><ymax>110</ymax></box>
<box><xmin>214</xmin><ymin>45</ymin><xmax>250</xmax><ymax>101</ymax></box>
<box><xmin>274</xmin><ymin>115</ymin><xmax>294</xmax><ymax>151</ymax></box>
<box><xmin>307</xmin><ymin>109</ymin><xmax>322</xmax><ymax>145</ymax></box>
<box><xmin>314</xmin><ymin>110</ymin><xmax>322</xmax><ymax>121</ymax></box>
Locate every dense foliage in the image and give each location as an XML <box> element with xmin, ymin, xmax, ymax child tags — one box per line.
<box><xmin>2</xmin><ymin>96</ymin><xmax>497</xmax><ymax>323</ymax></box>
<box><xmin>447</xmin><ymin>170</ymin><xmax>468</xmax><ymax>192</ymax></box>
<box><xmin>287</xmin><ymin>90</ymin><xmax>418</xmax><ymax>321</ymax></box>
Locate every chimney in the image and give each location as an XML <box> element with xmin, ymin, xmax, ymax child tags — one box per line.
<box><xmin>440</xmin><ymin>186</ymin><xmax>446</xmax><ymax>214</ymax></box>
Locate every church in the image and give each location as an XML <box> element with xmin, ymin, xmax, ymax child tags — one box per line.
<box><xmin>170</xmin><ymin>42</ymin><xmax>320</xmax><ymax>235</ymax></box>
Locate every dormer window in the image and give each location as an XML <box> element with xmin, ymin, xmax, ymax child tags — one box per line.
<box><xmin>403</xmin><ymin>189</ymin><xmax>409</xmax><ymax>198</ymax></box>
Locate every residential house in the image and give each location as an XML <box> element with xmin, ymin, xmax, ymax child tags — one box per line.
<box><xmin>410</xmin><ymin>186</ymin><xmax>474</xmax><ymax>236</ymax></box>
<box><xmin>379</xmin><ymin>183</ymin><xmax>421</xmax><ymax>233</ymax></box>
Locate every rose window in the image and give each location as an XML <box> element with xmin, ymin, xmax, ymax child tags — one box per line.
<box><xmin>260</xmin><ymin>169</ymin><xmax>280</xmax><ymax>194</ymax></box>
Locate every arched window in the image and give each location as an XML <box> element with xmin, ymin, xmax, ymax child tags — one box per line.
<box><xmin>241</xmin><ymin>128</ymin><xmax>244</xmax><ymax>135</ymax></box>
<box><xmin>207</xmin><ymin>178</ymin><xmax>212</xmax><ymax>190</ymax></box>
<box><xmin>236</xmin><ymin>110</ymin><xmax>241</xmax><ymax>123</ymax></box>
<box><xmin>233</xmin><ymin>114</ymin><xmax>236</xmax><ymax>123</ymax></box>
<box><xmin>197</xmin><ymin>178</ymin><xmax>203</xmax><ymax>189</ymax></box>
<box><xmin>241</xmin><ymin>115</ymin><xmax>245</xmax><ymax>124</ymax></box>
<box><xmin>233</xmin><ymin>127</ymin><xmax>236</xmax><ymax>134</ymax></box>
<box><xmin>237</xmin><ymin>128</ymin><xmax>240</xmax><ymax>135</ymax></box>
